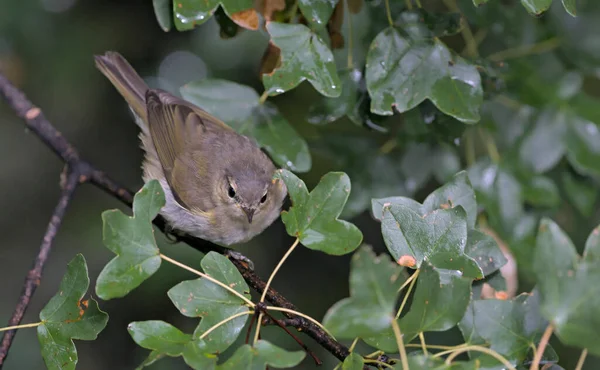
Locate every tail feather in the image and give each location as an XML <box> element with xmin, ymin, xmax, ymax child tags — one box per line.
<box><xmin>94</xmin><ymin>51</ymin><xmax>148</xmax><ymax>122</ymax></box>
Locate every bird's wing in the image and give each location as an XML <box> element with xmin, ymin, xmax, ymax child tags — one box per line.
<box><xmin>145</xmin><ymin>89</ymin><xmax>232</xmax><ymax>211</ymax></box>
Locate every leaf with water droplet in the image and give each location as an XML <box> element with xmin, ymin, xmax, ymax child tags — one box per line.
<box><xmin>153</xmin><ymin>0</ymin><xmax>172</xmax><ymax>31</ymax></box>
<box><xmin>263</xmin><ymin>22</ymin><xmax>341</xmax><ymax>98</ymax></box>
<box><xmin>96</xmin><ymin>180</ymin><xmax>164</xmax><ymax>300</ymax></box>
<box><xmin>173</xmin><ymin>0</ymin><xmax>256</xmax><ymax>31</ymax></box>
<box><xmin>323</xmin><ymin>245</ymin><xmax>406</xmax><ymax>338</ymax></box>
<box><xmin>520</xmin><ymin>0</ymin><xmax>552</xmax><ymax>16</ymax></box>
<box><xmin>533</xmin><ymin>219</ymin><xmax>600</xmax><ymax>356</ymax></box>
<box><xmin>275</xmin><ymin>169</ymin><xmax>363</xmax><ymax>255</ymax></box>
<box><xmin>38</xmin><ymin>254</ymin><xmax>109</xmax><ymax>370</ymax></box>
<box><xmin>297</xmin><ymin>0</ymin><xmax>338</xmax><ymax>30</ymax></box>
<box><xmin>366</xmin><ymin>12</ymin><xmax>483</xmax><ymax>123</ymax></box>
<box><xmin>181</xmin><ymin>79</ymin><xmax>311</xmax><ymax>172</ymax></box>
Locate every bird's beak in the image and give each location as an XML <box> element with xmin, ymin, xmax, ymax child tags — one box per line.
<box><xmin>242</xmin><ymin>207</ymin><xmax>255</xmax><ymax>223</ymax></box>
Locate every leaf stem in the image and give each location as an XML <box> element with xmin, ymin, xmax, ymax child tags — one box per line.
<box><xmin>198</xmin><ymin>310</ymin><xmax>254</xmax><ymax>340</ymax></box>
<box><xmin>415</xmin><ymin>0</ymin><xmax>422</xmax><ymax>7</ymax></box>
<box><xmin>404</xmin><ymin>0</ymin><xmax>413</xmax><ymax>11</ymax></box>
<box><xmin>364</xmin><ymin>350</ymin><xmax>384</xmax><ymax>358</ymax></box>
<box><xmin>406</xmin><ymin>343</ymin><xmax>469</xmax><ymax>351</ymax></box>
<box><xmin>364</xmin><ymin>359</ymin><xmax>395</xmax><ymax>369</ymax></box>
<box><xmin>395</xmin><ymin>269</ymin><xmax>420</xmax><ymax>319</ymax></box>
<box><xmin>478</xmin><ymin>127</ymin><xmax>500</xmax><ymax>164</ymax></box>
<box><xmin>487</xmin><ymin>38</ymin><xmax>561</xmax><ymax>62</ymax></box>
<box><xmin>253</xmin><ymin>238</ymin><xmax>301</xmax><ymax>344</ymax></box>
<box><xmin>530</xmin><ymin>324</ymin><xmax>553</xmax><ymax>370</ymax></box>
<box><xmin>391</xmin><ymin>318</ymin><xmax>409</xmax><ymax>370</ymax></box>
<box><xmin>258</xmin><ymin>90</ymin><xmax>269</xmax><ymax>105</ymax></box>
<box><xmin>418</xmin><ymin>332</ymin><xmax>427</xmax><ymax>355</ymax></box>
<box><xmin>397</xmin><ymin>269</ymin><xmax>418</xmax><ymax>293</ymax></box>
<box><xmin>159</xmin><ymin>253</ymin><xmax>255</xmax><ymax>307</ymax></box>
<box><xmin>443</xmin><ymin>345</ymin><xmax>515</xmax><ymax>370</ymax></box>
<box><xmin>265</xmin><ymin>306</ymin><xmax>335</xmax><ymax>339</ymax></box>
<box><xmin>0</xmin><ymin>322</ymin><xmax>42</xmax><ymax>332</ymax></box>
<box><xmin>348</xmin><ymin>337</ymin><xmax>359</xmax><ymax>352</ymax></box>
<box><xmin>385</xmin><ymin>0</ymin><xmax>396</xmax><ymax>27</ymax></box>
<box><xmin>346</xmin><ymin>0</ymin><xmax>354</xmax><ymax>69</ymax></box>
<box><xmin>575</xmin><ymin>349</ymin><xmax>588</xmax><ymax>370</ymax></box>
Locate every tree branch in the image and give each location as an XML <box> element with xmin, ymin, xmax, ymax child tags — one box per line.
<box><xmin>0</xmin><ymin>71</ymin><xmax>352</xmax><ymax>366</ymax></box>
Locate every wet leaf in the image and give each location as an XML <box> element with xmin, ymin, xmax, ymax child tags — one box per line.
<box><xmin>135</xmin><ymin>350</ymin><xmax>165</xmax><ymax>370</ymax></box>
<box><xmin>96</xmin><ymin>181</ymin><xmax>164</xmax><ymax>300</ymax></box>
<box><xmin>217</xmin><ymin>340</ymin><xmax>305</xmax><ymax>369</ymax></box>
<box><xmin>298</xmin><ymin>0</ymin><xmax>338</xmax><ymax>30</ymax></box>
<box><xmin>38</xmin><ymin>254</ymin><xmax>109</xmax><ymax>370</ymax></box>
<box><xmin>464</xmin><ymin>229</ymin><xmax>507</xmax><ymax>277</ymax></box>
<box><xmin>275</xmin><ymin>169</ymin><xmax>363</xmax><ymax>255</ymax></box>
<box><xmin>533</xmin><ymin>219</ymin><xmax>600</xmax><ymax>356</ymax></box>
<box><xmin>181</xmin><ymin>79</ymin><xmax>311</xmax><ymax>173</ymax></box>
<box><xmin>263</xmin><ymin>22</ymin><xmax>341</xmax><ymax>98</ymax></box>
<box><xmin>173</xmin><ymin>0</ymin><xmax>255</xmax><ymax>31</ymax></box>
<box><xmin>365</xmin><ymin>12</ymin><xmax>483</xmax><ymax>123</ymax></box>
<box><xmin>561</xmin><ymin>0</ymin><xmax>577</xmax><ymax>16</ymax></box>
<box><xmin>168</xmin><ymin>252</ymin><xmax>250</xmax><ymax>354</ymax></box>
<box><xmin>372</xmin><ymin>171</ymin><xmax>478</xmax><ymax>229</ymax></box>
<box><xmin>380</xmin><ymin>204</ymin><xmax>483</xmax><ymax>278</ymax></box>
<box><xmin>458</xmin><ymin>291</ymin><xmax>557</xmax><ymax>367</ymax></box>
<box><xmin>306</xmin><ymin>69</ymin><xmax>362</xmax><ymax>125</ymax></box>
<box><xmin>153</xmin><ymin>0</ymin><xmax>172</xmax><ymax>31</ymax></box>
<box><xmin>519</xmin><ymin>109</ymin><xmax>568</xmax><ymax>174</ymax></box>
<box><xmin>323</xmin><ymin>245</ymin><xmax>406</xmax><ymax>338</ymax></box>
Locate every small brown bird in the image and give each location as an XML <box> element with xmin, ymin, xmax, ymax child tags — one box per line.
<box><xmin>95</xmin><ymin>51</ymin><xmax>287</xmax><ymax>246</ymax></box>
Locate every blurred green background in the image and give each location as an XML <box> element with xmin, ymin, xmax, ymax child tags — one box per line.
<box><xmin>1</xmin><ymin>0</ymin><xmax>600</xmax><ymax>369</ymax></box>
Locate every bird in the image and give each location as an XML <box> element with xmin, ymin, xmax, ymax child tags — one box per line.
<box><xmin>94</xmin><ymin>51</ymin><xmax>287</xmax><ymax>246</ymax></box>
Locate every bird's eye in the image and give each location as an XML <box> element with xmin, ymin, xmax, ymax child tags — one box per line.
<box><xmin>260</xmin><ymin>193</ymin><xmax>268</xmax><ymax>203</ymax></box>
<box><xmin>228</xmin><ymin>186</ymin><xmax>236</xmax><ymax>198</ymax></box>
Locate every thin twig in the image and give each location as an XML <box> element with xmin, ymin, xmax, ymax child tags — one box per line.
<box><xmin>530</xmin><ymin>324</ymin><xmax>553</xmax><ymax>370</ymax></box>
<box><xmin>575</xmin><ymin>348</ymin><xmax>588</xmax><ymax>370</ymax></box>
<box><xmin>0</xmin><ymin>168</ymin><xmax>79</xmax><ymax>366</ymax></box>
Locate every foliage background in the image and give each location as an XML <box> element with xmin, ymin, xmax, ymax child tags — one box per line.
<box><xmin>1</xmin><ymin>0</ymin><xmax>599</xmax><ymax>369</ymax></box>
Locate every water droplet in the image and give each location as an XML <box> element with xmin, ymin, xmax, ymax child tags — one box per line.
<box><xmin>585</xmin><ymin>123</ymin><xmax>598</xmax><ymax>136</ymax></box>
<box><xmin>379</xmin><ymin>61</ymin><xmax>386</xmax><ymax>68</ymax></box>
<box><xmin>274</xmin><ymin>88</ymin><xmax>285</xmax><ymax>94</ymax></box>
<box><xmin>330</xmin><ymin>84</ymin><xmax>338</xmax><ymax>90</ymax></box>
<box><xmin>286</xmin><ymin>160</ymin><xmax>293</xmax><ymax>168</ymax></box>
<box><xmin>454</xmin><ymin>138</ymin><xmax>461</xmax><ymax>146</ymax></box>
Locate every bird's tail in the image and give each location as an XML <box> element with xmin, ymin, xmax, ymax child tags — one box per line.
<box><xmin>94</xmin><ymin>51</ymin><xmax>148</xmax><ymax>123</ymax></box>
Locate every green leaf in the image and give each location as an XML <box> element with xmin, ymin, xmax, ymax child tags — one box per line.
<box><xmin>322</xmin><ymin>245</ymin><xmax>406</xmax><ymax>338</ymax></box>
<box><xmin>562</xmin><ymin>0</ymin><xmax>577</xmax><ymax>16</ymax></box>
<box><xmin>180</xmin><ymin>79</ymin><xmax>311</xmax><ymax>173</ymax></box>
<box><xmin>364</xmin><ymin>262</ymin><xmax>472</xmax><ymax>351</ymax></box>
<box><xmin>128</xmin><ymin>321</ymin><xmax>192</xmax><ymax>356</ymax></box>
<box><xmin>534</xmin><ymin>219</ymin><xmax>600</xmax><ymax>356</ymax></box>
<box><xmin>522</xmin><ymin>175</ymin><xmax>560</xmax><ymax>208</ymax></box>
<box><xmin>96</xmin><ymin>180</ymin><xmax>164</xmax><ymax>300</ymax></box>
<box><xmin>217</xmin><ymin>340</ymin><xmax>305</xmax><ymax>369</ymax></box>
<box><xmin>464</xmin><ymin>229</ymin><xmax>507</xmax><ymax>277</ymax></box>
<box><xmin>341</xmin><ymin>353</ymin><xmax>364</xmax><ymax>370</ymax></box>
<box><xmin>520</xmin><ymin>0</ymin><xmax>552</xmax><ymax>16</ymax></box>
<box><xmin>458</xmin><ymin>291</ymin><xmax>557</xmax><ymax>367</ymax></box>
<box><xmin>173</xmin><ymin>0</ymin><xmax>254</xmax><ymax>31</ymax></box>
<box><xmin>405</xmin><ymin>354</ymin><xmax>480</xmax><ymax>369</ymax></box>
<box><xmin>38</xmin><ymin>254</ymin><xmax>109</xmax><ymax>370</ymax></box>
<box><xmin>135</xmin><ymin>350</ymin><xmax>165</xmax><ymax>370</ymax></box>
<box><xmin>153</xmin><ymin>0</ymin><xmax>172</xmax><ymax>31</ymax></box>
<box><xmin>372</xmin><ymin>171</ymin><xmax>478</xmax><ymax>228</ymax></box>
<box><xmin>275</xmin><ymin>169</ymin><xmax>363</xmax><ymax>255</ymax></box>
<box><xmin>263</xmin><ymin>22</ymin><xmax>341</xmax><ymax>98</ymax></box>
<box><xmin>298</xmin><ymin>0</ymin><xmax>338</xmax><ymax>29</ymax></box>
<box><xmin>565</xmin><ymin>117</ymin><xmax>600</xmax><ymax>178</ymax></box>
<box><xmin>518</xmin><ymin>109</ymin><xmax>567</xmax><ymax>174</ymax></box>
<box><xmin>562</xmin><ymin>172</ymin><xmax>597</xmax><ymax>217</ymax></box>
<box><xmin>365</xmin><ymin>13</ymin><xmax>483</xmax><ymax>123</ymax></box>
<box><xmin>168</xmin><ymin>252</ymin><xmax>250</xmax><ymax>353</ymax></box>
<box><xmin>182</xmin><ymin>340</ymin><xmax>218</xmax><ymax>370</ymax></box>
<box><xmin>307</xmin><ymin>69</ymin><xmax>363</xmax><ymax>125</ymax></box>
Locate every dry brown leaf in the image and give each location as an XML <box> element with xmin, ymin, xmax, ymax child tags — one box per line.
<box><xmin>255</xmin><ymin>0</ymin><xmax>286</xmax><ymax>21</ymax></box>
<box><xmin>230</xmin><ymin>8</ymin><xmax>260</xmax><ymax>30</ymax></box>
<box><xmin>327</xmin><ymin>0</ymin><xmax>345</xmax><ymax>49</ymax></box>
<box><xmin>479</xmin><ymin>226</ymin><xmax>518</xmax><ymax>300</ymax></box>
<box><xmin>259</xmin><ymin>41</ymin><xmax>281</xmax><ymax>79</ymax></box>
